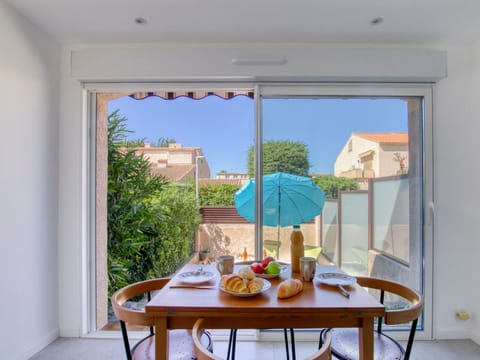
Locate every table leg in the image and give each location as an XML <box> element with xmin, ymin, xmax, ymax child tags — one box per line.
<box><xmin>358</xmin><ymin>317</ymin><xmax>374</xmax><ymax>360</ymax></box>
<box><xmin>154</xmin><ymin>317</ymin><xmax>168</xmax><ymax>360</ymax></box>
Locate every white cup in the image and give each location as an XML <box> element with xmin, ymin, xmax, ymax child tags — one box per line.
<box><xmin>216</xmin><ymin>255</ymin><xmax>234</xmax><ymax>275</ymax></box>
<box><xmin>300</xmin><ymin>257</ymin><xmax>316</xmax><ymax>282</ymax></box>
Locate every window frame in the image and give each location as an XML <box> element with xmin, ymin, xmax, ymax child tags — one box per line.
<box><xmin>86</xmin><ymin>82</ymin><xmax>434</xmax><ymax>341</ymax></box>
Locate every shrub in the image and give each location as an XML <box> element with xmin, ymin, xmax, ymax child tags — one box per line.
<box><xmin>107</xmin><ymin>110</ymin><xmax>198</xmax><ymax>296</ymax></box>
<box><xmin>150</xmin><ymin>185</ymin><xmax>200</xmax><ymax>276</ymax></box>
<box><xmin>199</xmin><ymin>183</ymin><xmax>241</xmax><ymax>206</ymax></box>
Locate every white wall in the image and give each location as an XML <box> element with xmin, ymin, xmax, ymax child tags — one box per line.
<box><xmin>0</xmin><ymin>1</ymin><xmax>59</xmax><ymax>359</ymax></box>
<box><xmin>434</xmin><ymin>43</ymin><xmax>480</xmax><ymax>342</ymax></box>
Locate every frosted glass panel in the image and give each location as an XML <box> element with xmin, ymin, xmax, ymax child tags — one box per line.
<box><xmin>322</xmin><ymin>200</ymin><xmax>338</xmax><ymax>263</ymax></box>
<box><xmin>373</xmin><ymin>177</ymin><xmax>409</xmax><ymax>262</ymax></box>
<box><xmin>340</xmin><ymin>192</ymin><xmax>368</xmax><ymax>276</ymax></box>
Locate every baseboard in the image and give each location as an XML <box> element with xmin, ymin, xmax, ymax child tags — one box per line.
<box><xmin>59</xmin><ymin>328</ymin><xmax>83</xmax><ymax>337</ymax></box>
<box><xmin>17</xmin><ymin>328</ymin><xmax>59</xmax><ymax>360</ymax></box>
<box><xmin>210</xmin><ymin>329</ymin><xmax>258</xmax><ymax>341</ymax></box>
<box><xmin>469</xmin><ymin>329</ymin><xmax>480</xmax><ymax>345</ymax></box>
<box><xmin>435</xmin><ymin>327</ymin><xmax>472</xmax><ymax>340</ymax></box>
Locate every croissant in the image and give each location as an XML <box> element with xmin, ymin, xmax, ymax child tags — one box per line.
<box><xmin>277</xmin><ymin>278</ymin><xmax>303</xmax><ymax>299</ymax></box>
<box><xmin>224</xmin><ymin>275</ymin><xmax>249</xmax><ymax>293</ymax></box>
<box><xmin>220</xmin><ymin>274</ymin><xmax>230</xmax><ymax>287</ymax></box>
<box><xmin>247</xmin><ymin>278</ymin><xmax>264</xmax><ymax>293</ymax></box>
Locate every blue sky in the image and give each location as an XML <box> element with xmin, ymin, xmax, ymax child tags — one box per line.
<box><xmin>109</xmin><ymin>95</ymin><xmax>407</xmax><ymax>176</ymax></box>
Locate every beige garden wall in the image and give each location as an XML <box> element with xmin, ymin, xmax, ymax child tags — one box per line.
<box><xmin>198</xmin><ymin>219</ymin><xmax>321</xmax><ymax>262</ymax></box>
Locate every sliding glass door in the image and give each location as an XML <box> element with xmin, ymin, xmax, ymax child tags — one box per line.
<box><xmin>89</xmin><ymin>83</ymin><xmax>432</xmax><ymax>339</ymax></box>
<box><xmin>257</xmin><ymin>84</ymin><xmax>432</xmax><ymax>339</ymax></box>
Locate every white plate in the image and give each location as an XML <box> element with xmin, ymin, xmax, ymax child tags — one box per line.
<box><xmin>219</xmin><ymin>278</ymin><xmax>271</xmax><ymax>297</ymax></box>
<box><xmin>256</xmin><ymin>265</ymin><xmax>289</xmax><ymax>279</ymax></box>
<box><xmin>178</xmin><ymin>270</ymin><xmax>216</xmax><ymax>284</ymax></box>
<box><xmin>316</xmin><ymin>272</ymin><xmax>356</xmax><ymax>287</ymax></box>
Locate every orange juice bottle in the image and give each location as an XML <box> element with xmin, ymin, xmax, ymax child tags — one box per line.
<box><xmin>242</xmin><ymin>247</ymin><xmax>248</xmax><ymax>261</ymax></box>
<box><xmin>290</xmin><ymin>225</ymin><xmax>304</xmax><ymax>273</ymax></box>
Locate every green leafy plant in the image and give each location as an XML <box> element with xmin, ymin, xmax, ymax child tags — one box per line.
<box><xmin>107</xmin><ymin>110</ymin><xmax>198</xmax><ymax>296</ymax></box>
<box><xmin>150</xmin><ymin>185</ymin><xmax>200</xmax><ymax>276</ymax></box>
<box><xmin>199</xmin><ymin>183</ymin><xmax>241</xmax><ymax>206</ymax></box>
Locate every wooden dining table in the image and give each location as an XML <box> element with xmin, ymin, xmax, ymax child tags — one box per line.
<box><xmin>145</xmin><ymin>262</ymin><xmax>385</xmax><ymax>360</ymax></box>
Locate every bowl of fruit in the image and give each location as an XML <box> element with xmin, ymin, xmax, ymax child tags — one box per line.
<box><xmin>249</xmin><ymin>256</ymin><xmax>288</xmax><ymax>279</ymax></box>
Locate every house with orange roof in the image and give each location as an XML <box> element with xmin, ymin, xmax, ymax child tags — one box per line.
<box><xmin>334</xmin><ymin>132</ymin><xmax>408</xmax><ymax>179</ymax></box>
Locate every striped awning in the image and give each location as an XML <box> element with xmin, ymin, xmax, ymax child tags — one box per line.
<box><xmin>129</xmin><ymin>90</ymin><xmax>254</xmax><ymax>101</ymax></box>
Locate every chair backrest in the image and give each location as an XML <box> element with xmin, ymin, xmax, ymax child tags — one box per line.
<box><xmin>111</xmin><ymin>278</ymin><xmax>171</xmax><ymax>360</ymax></box>
<box><xmin>356</xmin><ymin>276</ymin><xmax>424</xmax><ymax>360</ymax></box>
<box><xmin>356</xmin><ymin>276</ymin><xmax>424</xmax><ymax>326</ymax></box>
<box><xmin>305</xmin><ymin>331</ymin><xmax>331</xmax><ymax>360</ymax></box>
<box><xmin>193</xmin><ymin>318</ymin><xmax>331</xmax><ymax>360</ymax></box>
<box><xmin>111</xmin><ymin>278</ymin><xmax>170</xmax><ymax>327</ymax></box>
<box><xmin>193</xmin><ymin>318</ymin><xmax>223</xmax><ymax>360</ymax></box>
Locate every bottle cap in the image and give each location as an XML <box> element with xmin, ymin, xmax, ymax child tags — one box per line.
<box><xmin>293</xmin><ymin>225</ymin><xmax>300</xmax><ymax>229</ymax></box>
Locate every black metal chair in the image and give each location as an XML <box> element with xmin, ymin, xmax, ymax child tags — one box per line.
<box><xmin>319</xmin><ymin>276</ymin><xmax>424</xmax><ymax>360</ymax></box>
<box><xmin>111</xmin><ymin>278</ymin><xmax>213</xmax><ymax>360</ymax></box>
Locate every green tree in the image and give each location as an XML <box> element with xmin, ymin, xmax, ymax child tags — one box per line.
<box><xmin>312</xmin><ymin>175</ymin><xmax>359</xmax><ymax>199</ymax></box>
<box><xmin>248</xmin><ymin>140</ymin><xmax>310</xmax><ymax>177</ymax></box>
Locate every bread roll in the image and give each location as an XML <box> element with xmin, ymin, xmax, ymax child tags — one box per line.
<box><xmin>224</xmin><ymin>275</ymin><xmax>249</xmax><ymax>293</ymax></box>
<box><xmin>277</xmin><ymin>278</ymin><xmax>303</xmax><ymax>299</ymax></box>
<box><xmin>247</xmin><ymin>278</ymin><xmax>264</xmax><ymax>293</ymax></box>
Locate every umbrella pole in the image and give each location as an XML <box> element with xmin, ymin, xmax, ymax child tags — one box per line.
<box><xmin>276</xmin><ymin>189</ymin><xmax>281</xmax><ymax>259</ymax></box>
<box><xmin>276</xmin><ymin>225</ymin><xmax>280</xmax><ymax>259</ymax></box>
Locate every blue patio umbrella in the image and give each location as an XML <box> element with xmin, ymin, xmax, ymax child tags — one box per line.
<box><xmin>234</xmin><ymin>172</ymin><xmax>326</xmax><ymax>257</ymax></box>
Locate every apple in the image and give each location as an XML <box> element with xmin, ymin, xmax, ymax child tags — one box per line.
<box><xmin>264</xmin><ymin>261</ymin><xmax>281</xmax><ymax>275</ymax></box>
<box><xmin>262</xmin><ymin>256</ymin><xmax>275</xmax><ymax>268</ymax></box>
<box><xmin>250</xmin><ymin>262</ymin><xmax>264</xmax><ymax>274</ymax></box>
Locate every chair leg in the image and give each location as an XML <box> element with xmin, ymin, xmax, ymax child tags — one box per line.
<box><xmin>119</xmin><ymin>321</ymin><xmax>132</xmax><ymax>360</ymax></box>
<box><xmin>230</xmin><ymin>328</ymin><xmax>294</xmax><ymax>360</ymax></box>
<box><xmin>404</xmin><ymin>319</ymin><xmax>418</xmax><ymax>360</ymax></box>
<box><xmin>289</xmin><ymin>328</ymin><xmax>296</xmax><ymax>360</ymax></box>
<box><xmin>231</xmin><ymin>329</ymin><xmax>237</xmax><ymax>360</ymax></box>
<box><xmin>227</xmin><ymin>329</ymin><xmax>237</xmax><ymax>360</ymax></box>
<box><xmin>283</xmin><ymin>328</ymin><xmax>290</xmax><ymax>360</ymax></box>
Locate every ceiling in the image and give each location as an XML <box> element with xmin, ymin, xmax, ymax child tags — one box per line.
<box><xmin>5</xmin><ymin>0</ymin><xmax>480</xmax><ymax>45</ymax></box>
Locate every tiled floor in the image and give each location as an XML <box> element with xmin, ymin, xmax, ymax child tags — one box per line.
<box><xmin>30</xmin><ymin>336</ymin><xmax>480</xmax><ymax>360</ymax></box>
